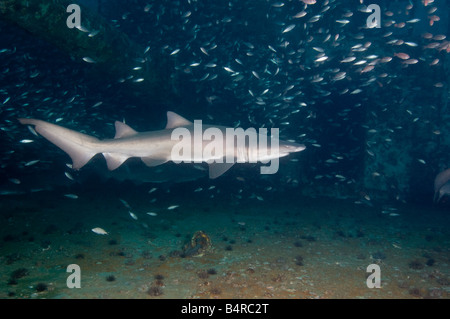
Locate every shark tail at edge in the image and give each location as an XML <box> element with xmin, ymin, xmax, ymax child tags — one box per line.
<box><xmin>18</xmin><ymin>118</ymin><xmax>100</xmax><ymax>170</ymax></box>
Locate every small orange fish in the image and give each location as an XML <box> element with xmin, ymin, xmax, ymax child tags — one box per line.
<box><xmin>402</xmin><ymin>59</ymin><xmax>418</xmax><ymax>65</ymax></box>
<box><xmin>430</xmin><ymin>58</ymin><xmax>439</xmax><ymax>66</ymax></box>
<box><xmin>360</xmin><ymin>65</ymin><xmax>374</xmax><ymax>73</ymax></box>
<box><xmin>394</xmin><ymin>52</ymin><xmax>410</xmax><ymax>60</ymax></box>
<box><xmin>429</xmin><ymin>15</ymin><xmax>440</xmax><ymax>26</ymax></box>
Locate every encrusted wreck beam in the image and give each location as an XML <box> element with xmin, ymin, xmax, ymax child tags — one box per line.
<box><xmin>0</xmin><ymin>0</ymin><xmax>174</xmax><ymax>104</ymax></box>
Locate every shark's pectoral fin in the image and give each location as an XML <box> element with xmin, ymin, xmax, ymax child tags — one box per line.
<box><xmin>433</xmin><ymin>191</ymin><xmax>439</xmax><ymax>203</ymax></box>
<box><xmin>103</xmin><ymin>153</ymin><xmax>130</xmax><ymax>170</ymax></box>
<box><xmin>141</xmin><ymin>157</ymin><xmax>169</xmax><ymax>167</ymax></box>
<box><xmin>208</xmin><ymin>162</ymin><xmax>235</xmax><ymax>179</ymax></box>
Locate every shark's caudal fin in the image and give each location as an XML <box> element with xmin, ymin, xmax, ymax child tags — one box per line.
<box><xmin>18</xmin><ymin>118</ymin><xmax>100</xmax><ymax>170</ymax></box>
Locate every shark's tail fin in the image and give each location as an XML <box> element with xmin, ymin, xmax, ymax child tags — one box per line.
<box><xmin>18</xmin><ymin>118</ymin><xmax>100</xmax><ymax>170</ymax></box>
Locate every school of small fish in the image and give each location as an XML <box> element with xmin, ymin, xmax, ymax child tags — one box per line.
<box><xmin>1</xmin><ymin>0</ymin><xmax>449</xmax><ymax>212</ymax></box>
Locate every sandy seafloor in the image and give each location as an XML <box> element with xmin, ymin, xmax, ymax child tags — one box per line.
<box><xmin>0</xmin><ymin>180</ymin><xmax>449</xmax><ymax>299</ymax></box>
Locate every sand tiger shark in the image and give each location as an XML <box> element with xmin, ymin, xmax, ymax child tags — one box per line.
<box><xmin>434</xmin><ymin>168</ymin><xmax>450</xmax><ymax>203</ymax></box>
<box><xmin>19</xmin><ymin>111</ymin><xmax>305</xmax><ymax>178</ymax></box>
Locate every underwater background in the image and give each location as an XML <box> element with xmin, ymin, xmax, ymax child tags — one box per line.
<box><xmin>0</xmin><ymin>0</ymin><xmax>449</xmax><ymax>298</ymax></box>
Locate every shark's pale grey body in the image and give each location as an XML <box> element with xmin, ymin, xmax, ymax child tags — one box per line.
<box><xmin>19</xmin><ymin>111</ymin><xmax>305</xmax><ymax>178</ymax></box>
<box><xmin>434</xmin><ymin>168</ymin><xmax>450</xmax><ymax>203</ymax></box>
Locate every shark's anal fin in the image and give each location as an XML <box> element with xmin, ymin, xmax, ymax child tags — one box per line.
<box><xmin>114</xmin><ymin>121</ymin><xmax>138</xmax><ymax>139</ymax></box>
<box><xmin>208</xmin><ymin>162</ymin><xmax>235</xmax><ymax>179</ymax></box>
<box><xmin>103</xmin><ymin>153</ymin><xmax>130</xmax><ymax>170</ymax></box>
<box><xmin>141</xmin><ymin>157</ymin><xmax>169</xmax><ymax>167</ymax></box>
<box><xmin>165</xmin><ymin>111</ymin><xmax>193</xmax><ymax>129</ymax></box>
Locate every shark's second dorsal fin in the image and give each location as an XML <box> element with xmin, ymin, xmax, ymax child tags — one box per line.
<box><xmin>114</xmin><ymin>121</ymin><xmax>138</xmax><ymax>139</ymax></box>
<box><xmin>165</xmin><ymin>111</ymin><xmax>192</xmax><ymax>129</ymax></box>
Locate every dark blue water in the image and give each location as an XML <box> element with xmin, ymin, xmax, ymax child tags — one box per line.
<box><xmin>0</xmin><ymin>0</ymin><xmax>449</xmax><ymax>299</ymax></box>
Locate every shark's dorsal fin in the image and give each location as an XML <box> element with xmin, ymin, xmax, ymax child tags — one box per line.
<box><xmin>165</xmin><ymin>111</ymin><xmax>192</xmax><ymax>129</ymax></box>
<box><xmin>114</xmin><ymin>121</ymin><xmax>138</xmax><ymax>139</ymax></box>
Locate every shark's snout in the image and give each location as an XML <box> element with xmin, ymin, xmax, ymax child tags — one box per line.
<box><xmin>280</xmin><ymin>142</ymin><xmax>306</xmax><ymax>153</ymax></box>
